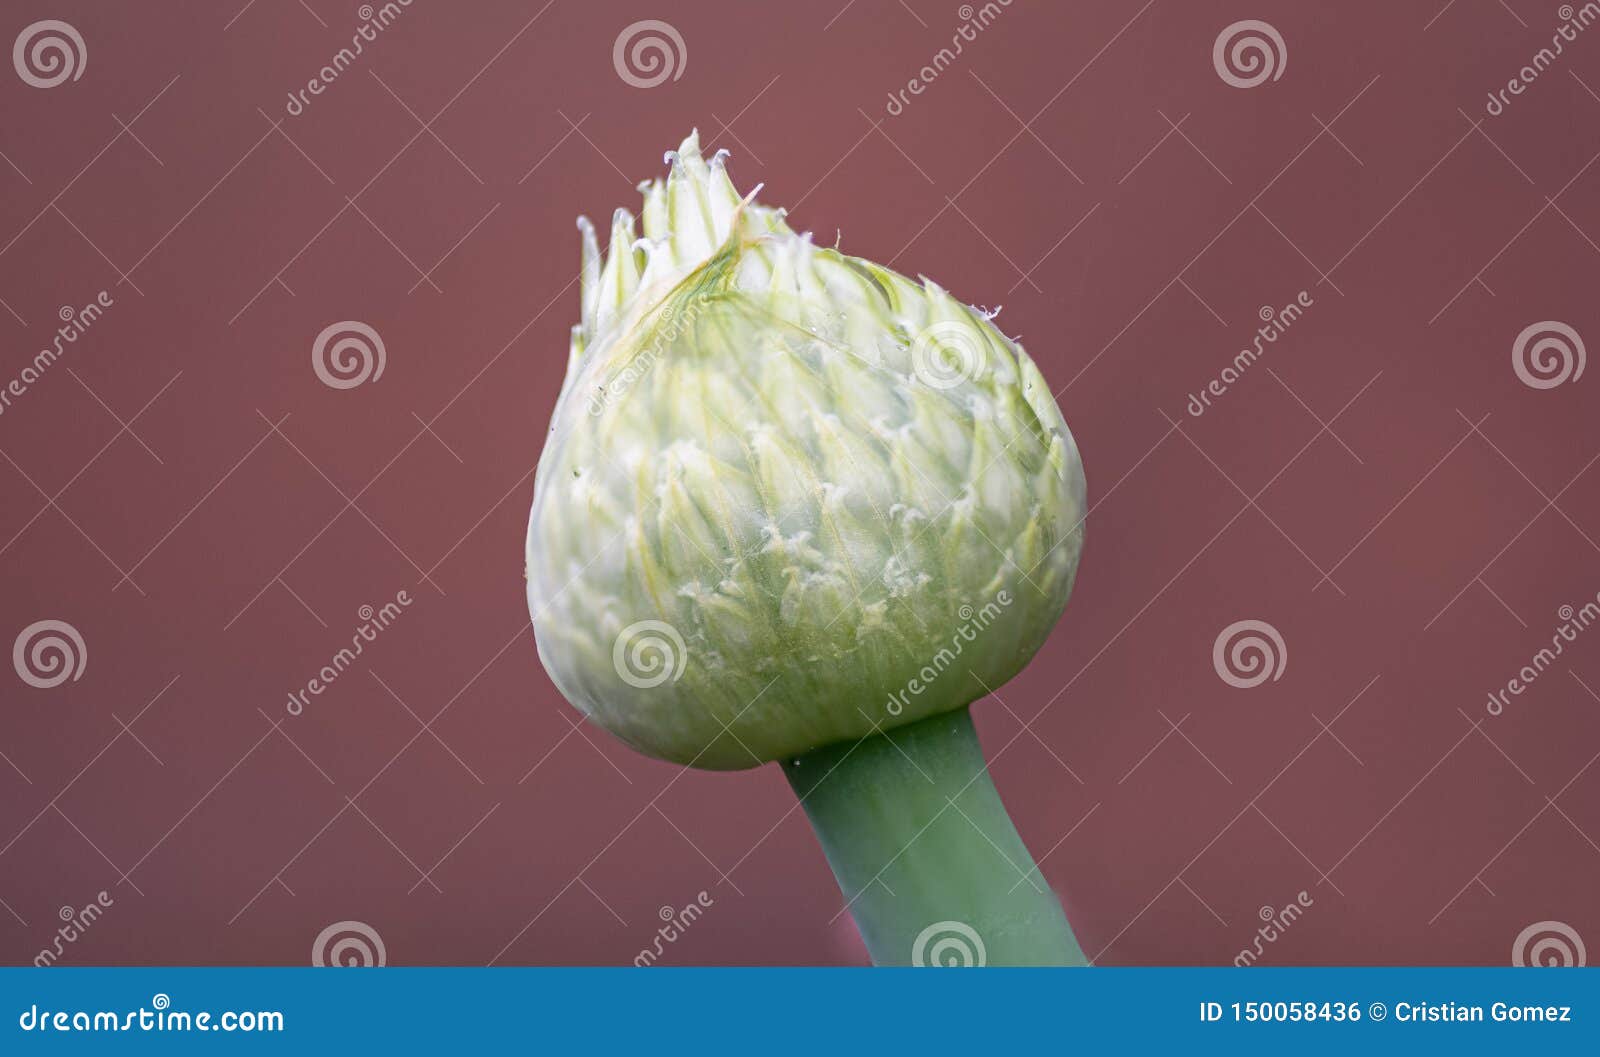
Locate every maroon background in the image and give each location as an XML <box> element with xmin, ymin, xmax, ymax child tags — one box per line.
<box><xmin>2</xmin><ymin>0</ymin><xmax>1598</xmax><ymax>966</ymax></box>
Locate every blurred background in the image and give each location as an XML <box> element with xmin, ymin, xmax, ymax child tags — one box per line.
<box><xmin>1</xmin><ymin>0</ymin><xmax>1597</xmax><ymax>965</ymax></box>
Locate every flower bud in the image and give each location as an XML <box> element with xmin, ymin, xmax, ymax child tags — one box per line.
<box><xmin>526</xmin><ymin>132</ymin><xmax>1085</xmax><ymax>768</ymax></box>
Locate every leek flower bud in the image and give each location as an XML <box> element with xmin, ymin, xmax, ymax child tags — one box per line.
<box><xmin>526</xmin><ymin>132</ymin><xmax>1087</xmax><ymax>965</ymax></box>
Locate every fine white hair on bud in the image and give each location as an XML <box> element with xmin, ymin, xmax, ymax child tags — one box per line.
<box><xmin>527</xmin><ymin>131</ymin><xmax>1086</xmax><ymax>769</ymax></box>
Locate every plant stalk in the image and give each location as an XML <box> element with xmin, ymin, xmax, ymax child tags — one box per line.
<box><xmin>782</xmin><ymin>706</ymin><xmax>1085</xmax><ymax>966</ymax></box>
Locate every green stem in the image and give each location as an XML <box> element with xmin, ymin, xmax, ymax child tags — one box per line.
<box><xmin>782</xmin><ymin>706</ymin><xmax>1085</xmax><ymax>966</ymax></box>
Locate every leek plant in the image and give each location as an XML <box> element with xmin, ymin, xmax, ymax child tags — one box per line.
<box><xmin>527</xmin><ymin>133</ymin><xmax>1087</xmax><ymax>966</ymax></box>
